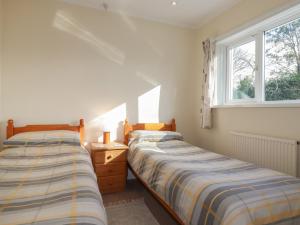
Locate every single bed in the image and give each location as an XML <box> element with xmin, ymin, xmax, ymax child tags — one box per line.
<box><xmin>0</xmin><ymin>119</ymin><xmax>107</xmax><ymax>225</ymax></box>
<box><xmin>124</xmin><ymin>119</ymin><xmax>300</xmax><ymax>225</ymax></box>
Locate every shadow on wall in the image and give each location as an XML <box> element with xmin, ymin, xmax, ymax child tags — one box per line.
<box><xmin>1</xmin><ymin>0</ymin><xmax>190</xmax><ymax>144</ymax></box>
<box><xmin>1</xmin><ymin>82</ymin><xmax>161</xmax><ymax>143</ymax></box>
<box><xmin>53</xmin><ymin>10</ymin><xmax>126</xmax><ymax>65</ymax></box>
<box><xmin>51</xmin><ymin>8</ymin><xmax>164</xmax><ymax>141</ymax></box>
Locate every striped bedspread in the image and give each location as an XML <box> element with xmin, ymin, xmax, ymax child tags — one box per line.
<box><xmin>128</xmin><ymin>139</ymin><xmax>300</xmax><ymax>225</ymax></box>
<box><xmin>0</xmin><ymin>145</ymin><xmax>107</xmax><ymax>225</ymax></box>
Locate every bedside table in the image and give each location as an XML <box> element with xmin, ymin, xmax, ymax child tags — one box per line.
<box><xmin>91</xmin><ymin>142</ymin><xmax>128</xmax><ymax>194</ymax></box>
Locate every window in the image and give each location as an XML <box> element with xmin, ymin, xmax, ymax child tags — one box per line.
<box><xmin>265</xmin><ymin>18</ymin><xmax>300</xmax><ymax>101</ymax></box>
<box><xmin>216</xmin><ymin>4</ymin><xmax>300</xmax><ymax>106</ymax></box>
<box><xmin>229</xmin><ymin>40</ymin><xmax>256</xmax><ymax>101</ymax></box>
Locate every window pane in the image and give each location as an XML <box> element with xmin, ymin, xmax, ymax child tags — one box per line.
<box><xmin>230</xmin><ymin>41</ymin><xmax>256</xmax><ymax>100</ymax></box>
<box><xmin>265</xmin><ymin>18</ymin><xmax>300</xmax><ymax>101</ymax></box>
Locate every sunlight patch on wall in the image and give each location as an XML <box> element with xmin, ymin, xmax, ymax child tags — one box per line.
<box><xmin>53</xmin><ymin>10</ymin><xmax>125</xmax><ymax>65</ymax></box>
<box><xmin>88</xmin><ymin>103</ymin><xmax>127</xmax><ymax>142</ymax></box>
<box><xmin>116</xmin><ymin>10</ymin><xmax>137</xmax><ymax>32</ymax></box>
<box><xmin>138</xmin><ymin>86</ymin><xmax>161</xmax><ymax>123</ymax></box>
<box><xmin>136</xmin><ymin>72</ymin><xmax>160</xmax><ymax>86</ymax></box>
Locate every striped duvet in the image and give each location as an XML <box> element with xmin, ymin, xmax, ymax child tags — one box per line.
<box><xmin>128</xmin><ymin>139</ymin><xmax>300</xmax><ymax>225</ymax></box>
<box><xmin>0</xmin><ymin>144</ymin><xmax>107</xmax><ymax>225</ymax></box>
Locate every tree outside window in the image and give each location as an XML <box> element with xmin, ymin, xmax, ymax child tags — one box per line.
<box><xmin>233</xmin><ymin>18</ymin><xmax>300</xmax><ymax>101</ymax></box>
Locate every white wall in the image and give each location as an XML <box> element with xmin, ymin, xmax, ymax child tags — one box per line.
<box><xmin>2</xmin><ymin>0</ymin><xmax>197</xmax><ymax>144</ymax></box>
<box><xmin>5</xmin><ymin>0</ymin><xmax>299</xmax><ymax>157</ymax></box>
<box><xmin>0</xmin><ymin>0</ymin><xmax>2</xmax><ymax>127</ymax></box>
<box><xmin>193</xmin><ymin>0</ymin><xmax>300</xmax><ymax>156</ymax></box>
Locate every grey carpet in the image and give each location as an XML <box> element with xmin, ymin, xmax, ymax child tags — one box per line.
<box><xmin>105</xmin><ymin>198</ymin><xmax>160</xmax><ymax>225</ymax></box>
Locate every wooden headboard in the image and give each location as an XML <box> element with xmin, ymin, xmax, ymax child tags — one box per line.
<box><xmin>7</xmin><ymin>119</ymin><xmax>85</xmax><ymax>144</ymax></box>
<box><xmin>123</xmin><ymin>119</ymin><xmax>176</xmax><ymax>145</ymax></box>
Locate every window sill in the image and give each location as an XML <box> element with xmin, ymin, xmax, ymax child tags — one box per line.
<box><xmin>212</xmin><ymin>103</ymin><xmax>300</xmax><ymax>109</ymax></box>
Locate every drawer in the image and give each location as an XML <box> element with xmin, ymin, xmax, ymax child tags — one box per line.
<box><xmin>95</xmin><ymin>162</ymin><xmax>127</xmax><ymax>177</ymax></box>
<box><xmin>98</xmin><ymin>175</ymin><xmax>126</xmax><ymax>194</ymax></box>
<box><xmin>93</xmin><ymin>150</ymin><xmax>127</xmax><ymax>164</ymax></box>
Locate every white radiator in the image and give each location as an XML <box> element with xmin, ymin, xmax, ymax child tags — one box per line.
<box><xmin>231</xmin><ymin>131</ymin><xmax>299</xmax><ymax>177</ymax></box>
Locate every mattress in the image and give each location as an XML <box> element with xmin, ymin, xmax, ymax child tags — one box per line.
<box><xmin>128</xmin><ymin>139</ymin><xmax>300</xmax><ymax>225</ymax></box>
<box><xmin>0</xmin><ymin>144</ymin><xmax>107</xmax><ymax>225</ymax></box>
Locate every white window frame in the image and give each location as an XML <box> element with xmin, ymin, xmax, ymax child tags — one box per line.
<box><xmin>215</xmin><ymin>3</ymin><xmax>300</xmax><ymax>107</ymax></box>
<box><xmin>226</xmin><ymin>37</ymin><xmax>257</xmax><ymax>104</ymax></box>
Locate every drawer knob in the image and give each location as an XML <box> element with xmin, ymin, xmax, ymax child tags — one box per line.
<box><xmin>107</xmin><ymin>155</ymin><xmax>112</xmax><ymax>160</ymax></box>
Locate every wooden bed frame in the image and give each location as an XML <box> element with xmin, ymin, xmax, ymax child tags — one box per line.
<box><xmin>7</xmin><ymin>119</ymin><xmax>85</xmax><ymax>144</ymax></box>
<box><xmin>123</xmin><ymin>118</ymin><xmax>176</xmax><ymax>145</ymax></box>
<box><xmin>123</xmin><ymin>119</ymin><xmax>184</xmax><ymax>225</ymax></box>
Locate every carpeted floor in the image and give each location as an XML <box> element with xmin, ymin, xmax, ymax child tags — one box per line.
<box><xmin>102</xmin><ymin>180</ymin><xmax>144</xmax><ymax>206</ymax></box>
<box><xmin>105</xmin><ymin>198</ymin><xmax>160</xmax><ymax>225</ymax></box>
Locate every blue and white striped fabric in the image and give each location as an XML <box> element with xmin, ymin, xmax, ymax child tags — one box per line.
<box><xmin>3</xmin><ymin>130</ymin><xmax>81</xmax><ymax>147</ymax></box>
<box><xmin>128</xmin><ymin>137</ymin><xmax>300</xmax><ymax>225</ymax></box>
<box><xmin>129</xmin><ymin>130</ymin><xmax>183</xmax><ymax>144</ymax></box>
<box><xmin>0</xmin><ymin>141</ymin><xmax>107</xmax><ymax>225</ymax></box>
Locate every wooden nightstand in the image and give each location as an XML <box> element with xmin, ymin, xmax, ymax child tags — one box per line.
<box><xmin>91</xmin><ymin>142</ymin><xmax>128</xmax><ymax>194</ymax></box>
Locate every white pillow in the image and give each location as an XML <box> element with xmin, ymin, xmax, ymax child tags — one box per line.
<box><xmin>129</xmin><ymin>130</ymin><xmax>183</xmax><ymax>143</ymax></box>
<box><xmin>3</xmin><ymin>130</ymin><xmax>80</xmax><ymax>147</ymax></box>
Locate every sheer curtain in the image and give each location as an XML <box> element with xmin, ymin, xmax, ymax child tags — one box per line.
<box><xmin>201</xmin><ymin>39</ymin><xmax>216</xmax><ymax>129</ymax></box>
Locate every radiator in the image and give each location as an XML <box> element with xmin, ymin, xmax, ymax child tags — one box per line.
<box><xmin>231</xmin><ymin>131</ymin><xmax>299</xmax><ymax>177</ymax></box>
